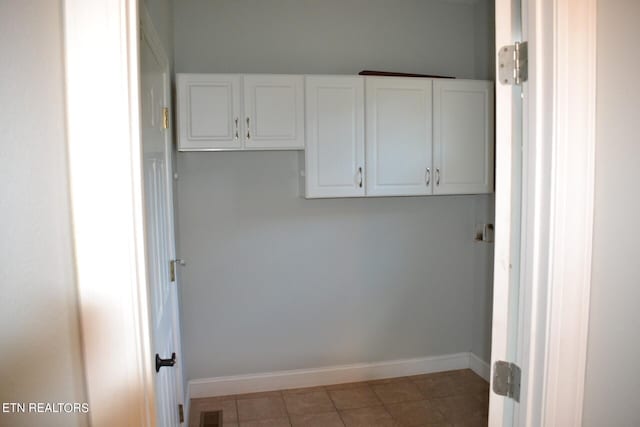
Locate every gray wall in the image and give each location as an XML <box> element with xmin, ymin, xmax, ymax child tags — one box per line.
<box><xmin>583</xmin><ymin>0</ymin><xmax>640</xmax><ymax>425</ymax></box>
<box><xmin>174</xmin><ymin>0</ymin><xmax>494</xmax><ymax>79</ymax></box>
<box><xmin>471</xmin><ymin>195</ymin><xmax>494</xmax><ymax>363</ymax></box>
<box><xmin>173</xmin><ymin>0</ymin><xmax>495</xmax><ymax>380</ymax></box>
<box><xmin>0</xmin><ymin>2</ymin><xmax>87</xmax><ymax>426</ymax></box>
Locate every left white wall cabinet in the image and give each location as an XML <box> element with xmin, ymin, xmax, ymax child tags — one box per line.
<box><xmin>177</xmin><ymin>74</ymin><xmax>305</xmax><ymax>151</ymax></box>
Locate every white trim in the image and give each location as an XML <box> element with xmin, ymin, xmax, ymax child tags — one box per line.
<box><xmin>516</xmin><ymin>1</ymin><xmax>551</xmax><ymax>426</ymax></box>
<box><xmin>490</xmin><ymin>0</ymin><xmax>597</xmax><ymax>426</ymax></box>
<box><xmin>189</xmin><ymin>353</ymin><xmax>487</xmax><ymax>398</ymax></box>
<box><xmin>469</xmin><ymin>353</ymin><xmax>492</xmax><ymax>381</ymax></box>
<box><xmin>489</xmin><ymin>0</ymin><xmax>520</xmax><ymax>424</ymax></box>
<box><xmin>63</xmin><ymin>1</ymin><xmax>154</xmax><ymax>426</ymax></box>
<box><xmin>537</xmin><ymin>0</ymin><xmax>597</xmax><ymax>425</ymax></box>
<box><xmin>184</xmin><ymin>382</ymin><xmax>191</xmax><ymax>426</ymax></box>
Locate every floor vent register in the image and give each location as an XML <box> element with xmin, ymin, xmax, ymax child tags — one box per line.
<box><xmin>200</xmin><ymin>410</ymin><xmax>222</xmax><ymax>427</ymax></box>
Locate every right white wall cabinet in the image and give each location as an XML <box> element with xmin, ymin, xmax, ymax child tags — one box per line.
<box><xmin>433</xmin><ymin>79</ymin><xmax>494</xmax><ymax>195</ymax></box>
<box><xmin>303</xmin><ymin>76</ymin><xmax>494</xmax><ymax>199</ymax></box>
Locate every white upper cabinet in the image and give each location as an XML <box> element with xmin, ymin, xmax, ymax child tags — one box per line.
<box><xmin>177</xmin><ymin>74</ymin><xmax>241</xmax><ymax>150</ymax></box>
<box><xmin>433</xmin><ymin>80</ymin><xmax>494</xmax><ymax>194</ymax></box>
<box><xmin>365</xmin><ymin>77</ymin><xmax>433</xmax><ymax>196</ymax></box>
<box><xmin>176</xmin><ymin>74</ymin><xmax>303</xmax><ymax>151</ymax></box>
<box><xmin>305</xmin><ymin>76</ymin><xmax>365</xmax><ymax>198</ymax></box>
<box><xmin>243</xmin><ymin>75</ymin><xmax>304</xmax><ymax>150</ymax></box>
<box><xmin>176</xmin><ymin>73</ymin><xmax>495</xmax><ymax>197</ymax></box>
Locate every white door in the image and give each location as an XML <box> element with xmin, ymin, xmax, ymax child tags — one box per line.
<box><xmin>243</xmin><ymin>75</ymin><xmax>304</xmax><ymax>149</ymax></box>
<box><xmin>176</xmin><ymin>74</ymin><xmax>242</xmax><ymax>151</ymax></box>
<box><xmin>305</xmin><ymin>76</ymin><xmax>365</xmax><ymax>198</ymax></box>
<box><xmin>433</xmin><ymin>80</ymin><xmax>494</xmax><ymax>195</ymax></box>
<box><xmin>141</xmin><ymin>19</ymin><xmax>184</xmax><ymax>427</ymax></box>
<box><xmin>490</xmin><ymin>0</ymin><xmax>525</xmax><ymax>425</ymax></box>
<box><xmin>365</xmin><ymin>77</ymin><xmax>433</xmax><ymax>196</ymax></box>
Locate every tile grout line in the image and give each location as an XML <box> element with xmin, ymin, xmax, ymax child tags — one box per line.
<box><xmin>325</xmin><ymin>385</ymin><xmax>347</xmax><ymax>427</ymax></box>
<box><xmin>380</xmin><ymin>376</ymin><xmax>427</xmax><ymax>426</ymax></box>
<box><xmin>281</xmin><ymin>389</ymin><xmax>294</xmax><ymax>427</ymax></box>
<box><xmin>233</xmin><ymin>399</ymin><xmax>238</xmax><ymax>427</ymax></box>
<box><xmin>368</xmin><ymin>383</ymin><xmax>402</xmax><ymax>426</ymax></box>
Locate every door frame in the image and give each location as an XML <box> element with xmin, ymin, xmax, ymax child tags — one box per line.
<box><xmin>63</xmin><ymin>0</ymin><xmax>596</xmax><ymax>425</ymax></box>
<box><xmin>63</xmin><ymin>1</ymin><xmax>155</xmax><ymax>426</ymax></box>
<box><xmin>491</xmin><ymin>0</ymin><xmax>597</xmax><ymax>425</ymax></box>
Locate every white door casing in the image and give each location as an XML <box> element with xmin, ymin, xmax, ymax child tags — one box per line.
<box><xmin>141</xmin><ymin>10</ymin><xmax>184</xmax><ymax>427</ymax></box>
<box><xmin>64</xmin><ymin>0</ymin><xmax>156</xmax><ymax>425</ymax></box>
<box><xmin>304</xmin><ymin>76</ymin><xmax>365</xmax><ymax>198</ymax></box>
<box><xmin>490</xmin><ymin>0</ymin><xmax>597</xmax><ymax>426</ymax></box>
<box><xmin>365</xmin><ymin>77</ymin><xmax>433</xmax><ymax>196</ymax></box>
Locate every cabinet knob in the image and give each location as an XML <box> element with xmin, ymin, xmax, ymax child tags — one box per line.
<box><xmin>358</xmin><ymin>167</ymin><xmax>363</xmax><ymax>188</ymax></box>
<box><xmin>436</xmin><ymin>168</ymin><xmax>440</xmax><ymax>186</ymax></box>
<box><xmin>425</xmin><ymin>168</ymin><xmax>431</xmax><ymax>186</ymax></box>
<box><xmin>234</xmin><ymin>118</ymin><xmax>239</xmax><ymax>139</ymax></box>
<box><xmin>246</xmin><ymin>117</ymin><xmax>251</xmax><ymax>139</ymax></box>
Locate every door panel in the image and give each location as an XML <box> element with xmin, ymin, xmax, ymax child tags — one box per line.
<box><xmin>365</xmin><ymin>77</ymin><xmax>432</xmax><ymax>196</ymax></box>
<box><xmin>243</xmin><ymin>75</ymin><xmax>304</xmax><ymax>149</ymax></box>
<box><xmin>305</xmin><ymin>76</ymin><xmax>365</xmax><ymax>198</ymax></box>
<box><xmin>177</xmin><ymin>74</ymin><xmax>241</xmax><ymax>150</ymax></box>
<box><xmin>433</xmin><ymin>80</ymin><xmax>494</xmax><ymax>194</ymax></box>
<box><xmin>141</xmin><ymin>24</ymin><xmax>183</xmax><ymax>427</ymax></box>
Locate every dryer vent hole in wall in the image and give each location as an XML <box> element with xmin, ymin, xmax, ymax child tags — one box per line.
<box><xmin>200</xmin><ymin>410</ymin><xmax>222</xmax><ymax>427</ymax></box>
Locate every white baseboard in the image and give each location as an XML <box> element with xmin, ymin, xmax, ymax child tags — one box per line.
<box><xmin>189</xmin><ymin>352</ymin><xmax>490</xmax><ymax>398</ymax></box>
<box><xmin>468</xmin><ymin>352</ymin><xmax>491</xmax><ymax>381</ymax></box>
<box><xmin>184</xmin><ymin>382</ymin><xmax>191</xmax><ymax>423</ymax></box>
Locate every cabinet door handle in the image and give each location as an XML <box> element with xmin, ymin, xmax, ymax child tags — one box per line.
<box><xmin>246</xmin><ymin>117</ymin><xmax>251</xmax><ymax>139</ymax></box>
<box><xmin>436</xmin><ymin>168</ymin><xmax>440</xmax><ymax>186</ymax></box>
<box><xmin>234</xmin><ymin>118</ymin><xmax>239</xmax><ymax>139</ymax></box>
<box><xmin>358</xmin><ymin>167</ymin><xmax>363</xmax><ymax>188</ymax></box>
<box><xmin>425</xmin><ymin>168</ymin><xmax>431</xmax><ymax>186</ymax></box>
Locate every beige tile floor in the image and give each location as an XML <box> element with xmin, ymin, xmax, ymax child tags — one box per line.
<box><xmin>189</xmin><ymin>369</ymin><xmax>489</xmax><ymax>427</ymax></box>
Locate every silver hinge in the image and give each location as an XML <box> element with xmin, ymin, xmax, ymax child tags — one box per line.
<box><xmin>499</xmin><ymin>41</ymin><xmax>528</xmax><ymax>85</ymax></box>
<box><xmin>178</xmin><ymin>403</ymin><xmax>184</xmax><ymax>423</ymax></box>
<box><xmin>493</xmin><ymin>360</ymin><xmax>521</xmax><ymax>402</ymax></box>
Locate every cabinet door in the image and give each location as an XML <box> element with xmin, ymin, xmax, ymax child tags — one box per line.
<box><xmin>243</xmin><ymin>75</ymin><xmax>304</xmax><ymax>150</ymax></box>
<box><xmin>365</xmin><ymin>77</ymin><xmax>433</xmax><ymax>196</ymax></box>
<box><xmin>305</xmin><ymin>76</ymin><xmax>365</xmax><ymax>198</ymax></box>
<box><xmin>176</xmin><ymin>74</ymin><xmax>241</xmax><ymax>150</ymax></box>
<box><xmin>433</xmin><ymin>80</ymin><xmax>494</xmax><ymax>194</ymax></box>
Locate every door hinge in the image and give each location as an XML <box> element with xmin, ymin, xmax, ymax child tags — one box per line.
<box><xmin>169</xmin><ymin>259</ymin><xmax>185</xmax><ymax>282</ymax></box>
<box><xmin>162</xmin><ymin>107</ymin><xmax>169</xmax><ymax>129</ymax></box>
<box><xmin>178</xmin><ymin>403</ymin><xmax>184</xmax><ymax>423</ymax></box>
<box><xmin>493</xmin><ymin>360</ymin><xmax>521</xmax><ymax>402</ymax></box>
<box><xmin>499</xmin><ymin>41</ymin><xmax>528</xmax><ymax>86</ymax></box>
